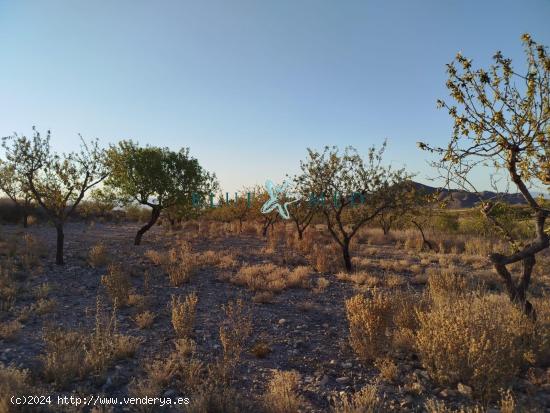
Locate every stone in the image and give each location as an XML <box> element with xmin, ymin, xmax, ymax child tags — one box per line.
<box><xmin>319</xmin><ymin>375</ymin><xmax>329</xmax><ymax>387</ymax></box>
<box><xmin>341</xmin><ymin>362</ymin><xmax>352</xmax><ymax>369</ymax></box>
<box><xmin>164</xmin><ymin>389</ymin><xmax>178</xmax><ymax>398</ymax></box>
<box><xmin>439</xmin><ymin>388</ymin><xmax>457</xmax><ymax>398</ymax></box>
<box><xmin>336</xmin><ymin>377</ymin><xmax>350</xmax><ymax>384</ymax></box>
<box><xmin>278</xmin><ymin>318</ymin><xmax>287</xmax><ymax>325</ymax></box>
<box><xmin>457</xmin><ymin>383</ymin><xmax>473</xmax><ymax>399</ymax></box>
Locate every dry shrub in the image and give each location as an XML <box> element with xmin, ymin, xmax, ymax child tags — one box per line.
<box><xmin>464</xmin><ymin>237</ymin><xmax>494</xmax><ymax>256</ymax></box>
<box><xmin>144</xmin><ymin>358</ymin><xmax>175</xmax><ymax>388</ymax></box>
<box><xmin>185</xmin><ymin>381</ymin><xmax>250</xmax><ymax>413</ymax></box>
<box><xmin>532</xmin><ymin>296</ymin><xmax>550</xmax><ymax>365</ymax></box>
<box><xmin>171</xmin><ymin>292</ymin><xmax>198</xmax><ymax>339</ymax></box>
<box><xmin>367</xmin><ymin>229</ymin><xmax>396</xmax><ymax>246</ymax></box>
<box><xmin>0</xmin><ymin>260</ymin><xmax>16</xmax><ymax>314</ymax></box>
<box><xmin>88</xmin><ymin>242</ymin><xmax>110</xmax><ymax>268</ymax></box>
<box><xmin>498</xmin><ymin>389</ymin><xmax>516</xmax><ymax>413</ymax></box>
<box><xmin>127</xmin><ymin>377</ymin><xmax>161</xmax><ymax>413</ymax></box>
<box><xmin>337</xmin><ymin>271</ymin><xmax>381</xmax><ymax>287</ymax></box>
<box><xmin>0</xmin><ymin>364</ymin><xmax>32</xmax><ymax>412</ymax></box>
<box><xmin>169</xmin><ymin>338</ymin><xmax>204</xmax><ymax>392</ymax></box>
<box><xmin>345</xmin><ymin>291</ymin><xmax>393</xmax><ymax>361</ymax></box>
<box><xmin>85</xmin><ymin>298</ymin><xmax>141</xmax><ymax>373</ymax></box>
<box><xmin>101</xmin><ymin>264</ymin><xmax>130</xmax><ymax>306</ymax></box>
<box><xmin>219</xmin><ymin>299</ymin><xmax>252</xmax><ymax>380</ymax></box>
<box><xmin>312</xmin><ymin>243</ymin><xmax>341</xmax><ymax>273</ymax></box>
<box><xmin>199</xmin><ymin>250</ymin><xmax>238</xmax><ymax>269</ymax></box>
<box><xmin>135</xmin><ymin>311</ymin><xmax>155</xmax><ymax>329</ymax></box>
<box><xmin>0</xmin><ymin>319</ymin><xmax>22</xmax><ymax>341</ymax></box>
<box><xmin>233</xmin><ymin>264</ymin><xmax>311</xmax><ymax>292</ymax></box>
<box><xmin>127</xmin><ymin>293</ymin><xmax>146</xmax><ymax>309</ymax></box>
<box><xmin>34</xmin><ymin>282</ymin><xmax>51</xmax><ymax>299</ymax></box>
<box><xmin>263</xmin><ymin>370</ymin><xmax>305</xmax><ymax>413</ymax></box>
<box><xmin>252</xmin><ymin>291</ymin><xmax>275</xmax><ymax>304</ymax></box>
<box><xmin>313</xmin><ymin>276</ymin><xmax>330</xmax><ymax>293</ymax></box>
<box><xmin>374</xmin><ymin>357</ymin><xmax>398</xmax><ymax>381</ymax></box>
<box><xmin>404</xmin><ymin>235</ymin><xmax>423</xmax><ymax>251</ymax></box>
<box><xmin>427</xmin><ymin>267</ymin><xmax>477</xmax><ymax>306</ymax></box>
<box><xmin>416</xmin><ymin>294</ymin><xmax>534</xmax><ymax>400</ymax></box>
<box><xmin>424</xmin><ymin>399</ymin><xmax>484</xmax><ymax>413</ymax></box>
<box><xmin>42</xmin><ymin>298</ymin><xmax>140</xmax><ymax>388</ymax></box>
<box><xmin>346</xmin><ymin>289</ymin><xmax>424</xmax><ymax>359</ymax></box>
<box><xmin>129</xmin><ymin>339</ymin><xmax>204</xmax><ymax>410</ymax></box>
<box><xmin>21</xmin><ymin>233</ymin><xmax>45</xmax><ymax>271</ymax></box>
<box><xmin>384</xmin><ymin>273</ymin><xmax>407</xmax><ymax>288</ymax></box>
<box><xmin>251</xmin><ymin>340</ymin><xmax>271</xmax><ymax>358</ymax></box>
<box><xmin>42</xmin><ymin>329</ymin><xmax>88</xmax><ymax>387</ymax></box>
<box><xmin>35</xmin><ymin>298</ymin><xmax>57</xmax><ymax>315</ymax></box>
<box><xmin>287</xmin><ymin>265</ymin><xmax>311</xmax><ymax>288</ymax></box>
<box><xmin>331</xmin><ymin>384</ymin><xmax>382</xmax><ymax>413</ymax></box>
<box><xmin>165</xmin><ymin>247</ymin><xmax>192</xmax><ymax>286</ymax></box>
<box><xmin>144</xmin><ymin>249</ymin><xmax>164</xmax><ymax>266</ymax></box>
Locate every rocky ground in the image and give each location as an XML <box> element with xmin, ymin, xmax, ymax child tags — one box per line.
<box><xmin>0</xmin><ymin>221</ymin><xmax>549</xmax><ymax>412</ymax></box>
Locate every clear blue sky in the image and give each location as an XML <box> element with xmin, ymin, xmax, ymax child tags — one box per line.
<box><xmin>1</xmin><ymin>0</ymin><xmax>548</xmax><ymax>193</ymax></box>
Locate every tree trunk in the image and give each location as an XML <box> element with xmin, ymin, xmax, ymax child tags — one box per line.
<box><xmin>297</xmin><ymin>228</ymin><xmax>304</xmax><ymax>240</ymax></box>
<box><xmin>491</xmin><ymin>254</ymin><xmax>537</xmax><ymax>320</ymax></box>
<box><xmin>55</xmin><ymin>223</ymin><xmax>64</xmax><ymax>265</ymax></box>
<box><xmin>23</xmin><ymin>213</ymin><xmax>28</xmax><ymax>228</ymax></box>
<box><xmin>411</xmin><ymin>220</ymin><xmax>436</xmax><ymax>251</ymax></box>
<box><xmin>342</xmin><ymin>239</ymin><xmax>352</xmax><ymax>273</ymax></box>
<box><xmin>135</xmin><ymin>207</ymin><xmax>161</xmax><ymax>245</ymax></box>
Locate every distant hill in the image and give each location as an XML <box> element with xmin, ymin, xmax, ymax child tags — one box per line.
<box><xmin>411</xmin><ymin>182</ymin><xmax>527</xmax><ymax>209</ymax></box>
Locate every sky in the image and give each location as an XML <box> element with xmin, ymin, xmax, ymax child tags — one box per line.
<box><xmin>0</xmin><ymin>0</ymin><xmax>549</xmax><ymax>193</ymax></box>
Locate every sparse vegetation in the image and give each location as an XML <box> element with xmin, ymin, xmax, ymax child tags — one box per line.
<box><xmin>171</xmin><ymin>292</ymin><xmax>198</xmax><ymax>339</ymax></box>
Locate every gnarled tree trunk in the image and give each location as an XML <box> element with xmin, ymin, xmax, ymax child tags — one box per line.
<box><xmin>135</xmin><ymin>207</ymin><xmax>161</xmax><ymax>245</ymax></box>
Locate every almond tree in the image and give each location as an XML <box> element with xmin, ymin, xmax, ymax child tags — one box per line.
<box><xmin>298</xmin><ymin>143</ymin><xmax>411</xmax><ymax>272</ymax></box>
<box><xmin>2</xmin><ymin>127</ymin><xmax>108</xmax><ymax>264</ymax></box>
<box><xmin>419</xmin><ymin>34</ymin><xmax>549</xmax><ymax>318</ymax></box>
<box><xmin>0</xmin><ymin>160</ymin><xmax>34</xmax><ymax>227</ymax></box>
<box><xmin>105</xmin><ymin>140</ymin><xmax>216</xmax><ymax>245</ymax></box>
<box><xmin>287</xmin><ymin>177</ymin><xmax>317</xmax><ymax>240</ymax></box>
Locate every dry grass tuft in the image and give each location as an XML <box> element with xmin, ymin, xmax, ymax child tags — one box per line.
<box><xmin>374</xmin><ymin>357</ymin><xmax>398</xmax><ymax>382</ymax></box>
<box><xmin>0</xmin><ymin>319</ymin><xmax>22</xmax><ymax>341</ymax></box>
<box><xmin>251</xmin><ymin>340</ymin><xmax>272</xmax><ymax>358</ymax></box>
<box><xmin>331</xmin><ymin>383</ymin><xmax>383</xmax><ymax>413</ymax></box>
<box><xmin>34</xmin><ymin>282</ymin><xmax>52</xmax><ymax>299</ymax></box>
<box><xmin>41</xmin><ymin>297</ymin><xmax>140</xmax><ymax>388</ymax></box>
<box><xmin>311</xmin><ymin>243</ymin><xmax>341</xmax><ymax>273</ymax></box>
<box><xmin>313</xmin><ymin>276</ymin><xmax>330</xmax><ymax>293</ymax></box>
<box><xmin>0</xmin><ymin>364</ymin><xmax>32</xmax><ymax>412</ymax></box>
<box><xmin>252</xmin><ymin>291</ymin><xmax>275</xmax><ymax>304</ymax></box>
<box><xmin>219</xmin><ymin>299</ymin><xmax>252</xmax><ymax>381</ymax></box>
<box><xmin>35</xmin><ymin>298</ymin><xmax>57</xmax><ymax>315</ymax></box>
<box><xmin>101</xmin><ymin>264</ymin><xmax>131</xmax><ymax>306</ymax></box>
<box><xmin>233</xmin><ymin>264</ymin><xmax>311</xmax><ymax>293</ymax></box>
<box><xmin>263</xmin><ymin>370</ymin><xmax>305</xmax><ymax>413</ymax></box>
<box><xmin>135</xmin><ymin>310</ymin><xmax>155</xmax><ymax>329</ymax></box>
<box><xmin>88</xmin><ymin>242</ymin><xmax>110</xmax><ymax>268</ymax></box>
<box><xmin>171</xmin><ymin>292</ymin><xmax>198</xmax><ymax>339</ymax></box>
<box><xmin>42</xmin><ymin>329</ymin><xmax>88</xmax><ymax>387</ymax></box>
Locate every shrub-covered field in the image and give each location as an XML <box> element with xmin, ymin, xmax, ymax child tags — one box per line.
<box><xmin>1</xmin><ymin>217</ymin><xmax>549</xmax><ymax>412</ymax></box>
